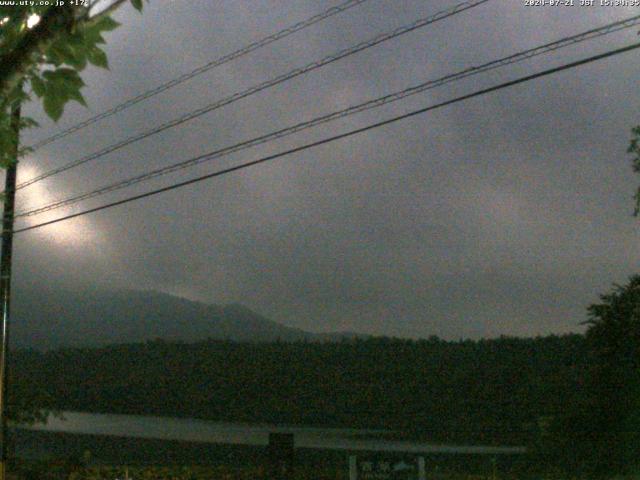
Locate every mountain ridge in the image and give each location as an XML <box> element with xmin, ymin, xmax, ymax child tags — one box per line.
<box><xmin>11</xmin><ymin>288</ymin><xmax>366</xmax><ymax>350</ymax></box>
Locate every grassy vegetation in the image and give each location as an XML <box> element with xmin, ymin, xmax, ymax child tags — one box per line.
<box><xmin>11</xmin><ymin>462</ymin><xmax>530</xmax><ymax>480</ymax></box>
<box><xmin>8</xmin><ymin>431</ymin><xmax>530</xmax><ymax>480</ymax></box>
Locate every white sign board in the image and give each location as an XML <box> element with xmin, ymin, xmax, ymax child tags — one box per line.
<box><xmin>349</xmin><ymin>455</ymin><xmax>426</xmax><ymax>480</ymax></box>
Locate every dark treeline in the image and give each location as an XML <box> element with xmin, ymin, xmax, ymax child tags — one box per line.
<box><xmin>10</xmin><ymin>334</ymin><xmax>587</xmax><ymax>446</ymax></box>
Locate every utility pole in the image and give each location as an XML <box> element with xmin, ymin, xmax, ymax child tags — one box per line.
<box><xmin>0</xmin><ymin>98</ymin><xmax>21</xmax><ymax>480</ymax></box>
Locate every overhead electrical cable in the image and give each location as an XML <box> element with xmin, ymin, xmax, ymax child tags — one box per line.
<box><xmin>13</xmin><ymin>41</ymin><xmax>640</xmax><ymax>234</ymax></box>
<box><xmin>15</xmin><ymin>0</ymin><xmax>491</xmax><ymax>190</ymax></box>
<box><xmin>16</xmin><ymin>14</ymin><xmax>640</xmax><ymax>218</ymax></box>
<box><xmin>27</xmin><ymin>0</ymin><xmax>372</xmax><ymax>151</ymax></box>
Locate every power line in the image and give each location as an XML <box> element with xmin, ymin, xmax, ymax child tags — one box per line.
<box><xmin>27</xmin><ymin>0</ymin><xmax>372</xmax><ymax>152</ymax></box>
<box><xmin>15</xmin><ymin>0</ymin><xmax>491</xmax><ymax>190</ymax></box>
<box><xmin>16</xmin><ymin>14</ymin><xmax>640</xmax><ymax>219</ymax></box>
<box><xmin>14</xmin><ymin>41</ymin><xmax>640</xmax><ymax>235</ymax></box>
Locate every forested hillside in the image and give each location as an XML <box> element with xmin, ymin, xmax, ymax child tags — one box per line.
<box><xmin>11</xmin><ymin>335</ymin><xmax>587</xmax><ymax>446</ymax></box>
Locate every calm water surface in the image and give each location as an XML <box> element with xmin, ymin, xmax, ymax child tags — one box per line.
<box><xmin>23</xmin><ymin>411</ymin><xmax>526</xmax><ymax>454</ymax></box>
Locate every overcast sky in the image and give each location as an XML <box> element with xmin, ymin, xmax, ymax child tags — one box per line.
<box><xmin>9</xmin><ymin>0</ymin><xmax>640</xmax><ymax>339</ymax></box>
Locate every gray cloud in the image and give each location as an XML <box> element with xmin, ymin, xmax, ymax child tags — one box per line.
<box><xmin>10</xmin><ymin>0</ymin><xmax>640</xmax><ymax>339</ymax></box>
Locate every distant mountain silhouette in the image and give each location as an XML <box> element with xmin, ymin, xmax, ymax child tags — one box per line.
<box><xmin>10</xmin><ymin>288</ymin><xmax>365</xmax><ymax>350</ymax></box>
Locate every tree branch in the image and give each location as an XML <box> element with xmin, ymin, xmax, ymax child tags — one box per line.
<box><xmin>87</xmin><ymin>0</ymin><xmax>128</xmax><ymax>22</ymax></box>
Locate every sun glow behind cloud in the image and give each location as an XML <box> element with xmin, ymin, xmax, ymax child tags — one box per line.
<box><xmin>15</xmin><ymin>163</ymin><xmax>103</xmax><ymax>248</ymax></box>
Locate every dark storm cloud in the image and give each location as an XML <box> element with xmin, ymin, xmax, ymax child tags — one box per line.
<box><xmin>10</xmin><ymin>0</ymin><xmax>640</xmax><ymax>339</ymax></box>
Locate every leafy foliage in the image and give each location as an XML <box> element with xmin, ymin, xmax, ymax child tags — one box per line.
<box><xmin>628</xmin><ymin>126</ymin><xmax>640</xmax><ymax>215</ymax></box>
<box><xmin>0</xmin><ymin>0</ymin><xmax>146</xmax><ymax>167</ymax></box>
<box><xmin>131</xmin><ymin>0</ymin><xmax>145</xmax><ymax>12</ymax></box>
<box><xmin>539</xmin><ymin>276</ymin><xmax>640</xmax><ymax>478</ymax></box>
<box><xmin>582</xmin><ymin>276</ymin><xmax>640</xmax><ymax>477</ymax></box>
<box><xmin>12</xmin><ymin>334</ymin><xmax>588</xmax><ymax>447</ymax></box>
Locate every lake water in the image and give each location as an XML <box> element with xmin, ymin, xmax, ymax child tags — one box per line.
<box><xmin>21</xmin><ymin>411</ymin><xmax>526</xmax><ymax>455</ymax></box>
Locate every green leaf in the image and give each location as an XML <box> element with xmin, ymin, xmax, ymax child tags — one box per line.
<box><xmin>131</xmin><ymin>0</ymin><xmax>143</xmax><ymax>11</ymax></box>
<box><xmin>29</xmin><ymin>76</ymin><xmax>46</xmax><ymax>97</ymax></box>
<box><xmin>44</xmin><ymin>49</ymin><xmax>65</xmax><ymax>66</ymax></box>
<box><xmin>67</xmin><ymin>88</ymin><xmax>87</xmax><ymax>107</ymax></box>
<box><xmin>61</xmin><ymin>43</ymin><xmax>88</xmax><ymax>71</ymax></box>
<box><xmin>66</xmin><ymin>53</ymin><xmax>88</xmax><ymax>71</ymax></box>
<box><xmin>43</xmin><ymin>94</ymin><xmax>64</xmax><ymax>121</ymax></box>
<box><xmin>93</xmin><ymin>16</ymin><xmax>120</xmax><ymax>32</ymax></box>
<box><xmin>47</xmin><ymin>41</ymin><xmax>78</xmax><ymax>68</ymax></box>
<box><xmin>80</xmin><ymin>22</ymin><xmax>106</xmax><ymax>45</ymax></box>
<box><xmin>86</xmin><ymin>47</ymin><xmax>108</xmax><ymax>69</ymax></box>
<box><xmin>66</xmin><ymin>31</ymin><xmax>85</xmax><ymax>48</ymax></box>
<box><xmin>43</xmin><ymin>68</ymin><xmax>85</xmax><ymax>90</ymax></box>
